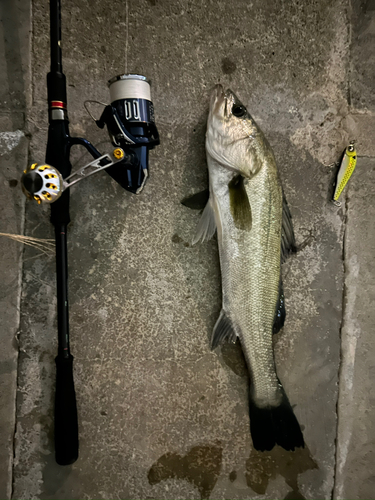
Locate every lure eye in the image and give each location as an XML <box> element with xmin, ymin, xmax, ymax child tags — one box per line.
<box><xmin>348</xmin><ymin>145</ymin><xmax>354</xmax><ymax>152</ymax></box>
<box><xmin>232</xmin><ymin>105</ymin><xmax>246</xmax><ymax>117</ymax></box>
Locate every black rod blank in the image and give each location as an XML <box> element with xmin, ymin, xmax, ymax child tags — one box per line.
<box><xmin>47</xmin><ymin>0</ymin><xmax>79</xmax><ymax>465</ymax></box>
<box><xmin>54</xmin><ymin>224</ymin><xmax>70</xmax><ymax>357</ymax></box>
<box><xmin>50</xmin><ymin>0</ymin><xmax>62</xmax><ymax>73</ymax></box>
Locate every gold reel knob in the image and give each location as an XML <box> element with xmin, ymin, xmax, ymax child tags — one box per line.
<box><xmin>22</xmin><ymin>163</ymin><xmax>64</xmax><ymax>204</ymax></box>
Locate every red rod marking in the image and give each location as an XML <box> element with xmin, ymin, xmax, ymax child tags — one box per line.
<box><xmin>50</xmin><ymin>100</ymin><xmax>67</xmax><ymax>109</ymax></box>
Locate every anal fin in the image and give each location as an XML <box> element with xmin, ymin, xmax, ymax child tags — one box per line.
<box><xmin>211</xmin><ymin>309</ymin><xmax>237</xmax><ymax>350</ymax></box>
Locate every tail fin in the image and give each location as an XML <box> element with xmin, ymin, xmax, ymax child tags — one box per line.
<box><xmin>249</xmin><ymin>387</ymin><xmax>304</xmax><ymax>452</ymax></box>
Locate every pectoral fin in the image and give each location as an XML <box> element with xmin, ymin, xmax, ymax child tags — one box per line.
<box><xmin>281</xmin><ymin>192</ymin><xmax>297</xmax><ymax>263</ymax></box>
<box><xmin>192</xmin><ymin>196</ymin><xmax>217</xmax><ymax>244</ymax></box>
<box><xmin>228</xmin><ymin>175</ymin><xmax>252</xmax><ymax>231</ymax></box>
<box><xmin>181</xmin><ymin>189</ymin><xmax>209</xmax><ymax>210</ymax></box>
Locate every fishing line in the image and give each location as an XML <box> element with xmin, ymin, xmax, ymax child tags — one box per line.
<box><xmin>125</xmin><ymin>0</ymin><xmax>129</xmax><ymax>74</ymax></box>
<box><xmin>83</xmin><ymin>100</ymin><xmax>108</xmax><ymax>123</ymax></box>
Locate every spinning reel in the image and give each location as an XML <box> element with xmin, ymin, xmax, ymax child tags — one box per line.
<box><xmin>22</xmin><ymin>74</ymin><xmax>159</xmax><ymax>202</ymax></box>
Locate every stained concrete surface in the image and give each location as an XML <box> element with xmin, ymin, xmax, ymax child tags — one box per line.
<box><xmin>333</xmin><ymin>1</ymin><xmax>375</xmax><ymax>497</ymax></box>
<box><xmin>0</xmin><ymin>130</ymin><xmax>27</xmax><ymax>500</ymax></box>
<box><xmin>334</xmin><ymin>158</ymin><xmax>375</xmax><ymax>500</ymax></box>
<box><xmin>0</xmin><ymin>0</ymin><xmax>374</xmax><ymax>499</ymax></box>
<box><xmin>0</xmin><ymin>1</ymin><xmax>31</xmax><ymax>498</ymax></box>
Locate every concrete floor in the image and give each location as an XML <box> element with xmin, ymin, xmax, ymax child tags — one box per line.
<box><xmin>1</xmin><ymin>0</ymin><xmax>375</xmax><ymax>498</ymax></box>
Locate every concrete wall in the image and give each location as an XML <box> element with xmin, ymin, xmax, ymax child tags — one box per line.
<box><xmin>0</xmin><ymin>1</ymin><xmax>31</xmax><ymax>498</ymax></box>
<box><xmin>0</xmin><ymin>0</ymin><xmax>374</xmax><ymax>499</ymax></box>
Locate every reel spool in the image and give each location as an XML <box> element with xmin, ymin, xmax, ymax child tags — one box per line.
<box><xmin>96</xmin><ymin>74</ymin><xmax>160</xmax><ymax>194</ymax></box>
<box><xmin>22</xmin><ymin>163</ymin><xmax>63</xmax><ymax>204</ymax></box>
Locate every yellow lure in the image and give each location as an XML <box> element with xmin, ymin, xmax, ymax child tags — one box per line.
<box><xmin>333</xmin><ymin>142</ymin><xmax>357</xmax><ymax>202</ymax></box>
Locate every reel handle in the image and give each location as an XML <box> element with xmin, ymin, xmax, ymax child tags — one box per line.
<box><xmin>54</xmin><ymin>354</ymin><xmax>79</xmax><ymax>465</ymax></box>
<box><xmin>21</xmin><ymin>149</ymin><xmax>128</xmax><ymax>204</ymax></box>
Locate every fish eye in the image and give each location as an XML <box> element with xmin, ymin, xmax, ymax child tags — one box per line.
<box><xmin>232</xmin><ymin>105</ymin><xmax>246</xmax><ymax>117</ymax></box>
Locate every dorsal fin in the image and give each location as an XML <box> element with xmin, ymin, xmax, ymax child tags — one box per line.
<box><xmin>273</xmin><ymin>279</ymin><xmax>286</xmax><ymax>334</ymax></box>
<box><xmin>281</xmin><ymin>192</ymin><xmax>296</xmax><ymax>263</ymax></box>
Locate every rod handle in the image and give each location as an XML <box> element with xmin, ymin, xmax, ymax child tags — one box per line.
<box><xmin>55</xmin><ymin>354</ymin><xmax>79</xmax><ymax>465</ymax></box>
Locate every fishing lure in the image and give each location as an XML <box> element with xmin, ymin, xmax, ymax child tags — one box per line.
<box><xmin>332</xmin><ymin>141</ymin><xmax>357</xmax><ymax>205</ymax></box>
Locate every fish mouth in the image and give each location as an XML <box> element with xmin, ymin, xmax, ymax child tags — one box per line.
<box><xmin>210</xmin><ymin>84</ymin><xmax>224</xmax><ymax>103</ymax></box>
<box><xmin>209</xmin><ymin>85</ymin><xmax>237</xmax><ymax>118</ymax></box>
<box><xmin>209</xmin><ymin>84</ymin><xmax>225</xmax><ymax>115</ymax></box>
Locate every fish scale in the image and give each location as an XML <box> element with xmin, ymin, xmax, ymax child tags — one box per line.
<box><xmin>210</xmin><ymin>154</ymin><xmax>283</xmax><ymax>408</ymax></box>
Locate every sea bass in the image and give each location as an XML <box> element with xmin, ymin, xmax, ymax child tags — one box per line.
<box><xmin>194</xmin><ymin>85</ymin><xmax>304</xmax><ymax>451</ymax></box>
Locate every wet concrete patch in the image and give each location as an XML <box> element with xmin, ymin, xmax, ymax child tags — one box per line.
<box><xmin>246</xmin><ymin>446</ymin><xmax>318</xmax><ymax>498</ymax></box>
<box><xmin>221</xmin><ymin>57</ymin><xmax>237</xmax><ymax>75</ymax></box>
<box><xmin>172</xmin><ymin>233</ymin><xmax>190</xmax><ymax>247</ymax></box>
<box><xmin>148</xmin><ymin>443</ymin><xmax>223</xmax><ymax>499</ymax></box>
<box><xmin>229</xmin><ymin>470</ymin><xmax>237</xmax><ymax>482</ymax></box>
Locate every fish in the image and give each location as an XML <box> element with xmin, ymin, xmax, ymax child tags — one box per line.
<box><xmin>193</xmin><ymin>84</ymin><xmax>304</xmax><ymax>451</ymax></box>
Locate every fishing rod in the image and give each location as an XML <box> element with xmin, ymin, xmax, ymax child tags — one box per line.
<box><xmin>21</xmin><ymin>0</ymin><xmax>159</xmax><ymax>465</ymax></box>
